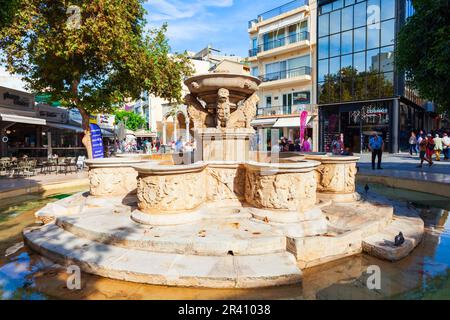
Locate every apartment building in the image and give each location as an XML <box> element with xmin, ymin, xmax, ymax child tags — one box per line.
<box><xmin>247</xmin><ymin>0</ymin><xmax>319</xmax><ymax>151</ymax></box>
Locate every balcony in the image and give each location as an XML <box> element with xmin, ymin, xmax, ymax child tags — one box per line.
<box><xmin>257</xmin><ymin>104</ymin><xmax>316</xmax><ymax>117</ymax></box>
<box><xmin>248</xmin><ymin>0</ymin><xmax>309</xmax><ymax>28</ymax></box>
<box><xmin>259</xmin><ymin>66</ymin><xmax>312</xmax><ymax>86</ymax></box>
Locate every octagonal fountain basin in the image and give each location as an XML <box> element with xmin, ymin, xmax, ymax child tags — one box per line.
<box><xmin>244</xmin><ymin>160</ymin><xmax>322</xmax><ymax>223</ymax></box>
<box><xmin>85</xmin><ymin>158</ymin><xmax>160</xmax><ymax>197</ymax></box>
<box><xmin>184</xmin><ymin>73</ymin><xmax>261</xmax><ymax>107</ymax></box>
<box><xmin>131</xmin><ymin>162</ymin><xmax>208</xmax><ymax>225</ymax></box>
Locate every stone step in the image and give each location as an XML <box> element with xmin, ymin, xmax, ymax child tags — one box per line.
<box><xmin>55</xmin><ymin>212</ymin><xmax>287</xmax><ymax>256</ymax></box>
<box><xmin>362</xmin><ymin>216</ymin><xmax>424</xmax><ymax>261</ymax></box>
<box><xmin>23</xmin><ymin>224</ymin><xmax>302</xmax><ymax>289</ymax></box>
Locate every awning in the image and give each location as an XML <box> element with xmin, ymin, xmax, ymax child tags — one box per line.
<box><xmin>273</xmin><ymin>116</ymin><xmax>314</xmax><ymax>128</ymax></box>
<box><xmin>101</xmin><ymin>129</ymin><xmax>115</xmax><ymax>138</ymax></box>
<box><xmin>0</xmin><ymin>113</ymin><xmax>46</xmax><ymax>125</ymax></box>
<box><xmin>134</xmin><ymin>130</ymin><xmax>157</xmax><ymax>138</ymax></box>
<box><xmin>45</xmin><ymin>122</ymin><xmax>83</xmax><ymax>133</ymax></box>
<box><xmin>251</xmin><ymin>118</ymin><xmax>277</xmax><ymax>127</ymax></box>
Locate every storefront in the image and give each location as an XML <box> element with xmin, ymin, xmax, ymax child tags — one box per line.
<box><xmin>319</xmin><ymin>98</ymin><xmax>430</xmax><ymax>154</ymax></box>
<box><xmin>0</xmin><ymin>86</ymin><xmax>87</xmax><ymax>158</ymax></box>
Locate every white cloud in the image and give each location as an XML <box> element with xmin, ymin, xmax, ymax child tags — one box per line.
<box><xmin>146</xmin><ymin>0</ymin><xmax>234</xmax><ymax>21</ymax></box>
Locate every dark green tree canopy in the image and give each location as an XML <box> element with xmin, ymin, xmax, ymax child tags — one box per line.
<box><xmin>396</xmin><ymin>0</ymin><xmax>450</xmax><ymax>113</ymax></box>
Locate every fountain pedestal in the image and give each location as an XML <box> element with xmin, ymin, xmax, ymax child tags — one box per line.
<box><xmin>197</xmin><ymin>128</ymin><xmax>255</xmax><ymax>162</ymax></box>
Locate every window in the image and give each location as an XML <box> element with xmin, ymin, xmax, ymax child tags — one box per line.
<box><xmin>330</xmin><ymin>33</ymin><xmax>341</xmax><ymax>57</ymax></box>
<box><xmin>265</xmin><ymin>96</ymin><xmax>272</xmax><ymax>108</ymax></box>
<box><xmin>380</xmin><ymin>46</ymin><xmax>394</xmax><ymax>72</ymax></box>
<box><xmin>319</xmin><ymin>14</ymin><xmax>330</xmax><ymax>37</ymax></box>
<box><xmin>319</xmin><ymin>37</ymin><xmax>329</xmax><ymax>59</ymax></box>
<box><xmin>330</xmin><ymin>10</ymin><xmax>341</xmax><ymax>34</ymax></box>
<box><xmin>342</xmin><ymin>6</ymin><xmax>353</xmax><ymax>31</ymax></box>
<box><xmin>318</xmin><ymin>59</ymin><xmax>329</xmax><ymax>82</ymax></box>
<box><xmin>333</xmin><ymin>0</ymin><xmax>344</xmax><ymax>10</ymax></box>
<box><xmin>380</xmin><ymin>19</ymin><xmax>395</xmax><ymax>46</ymax></box>
<box><xmin>341</xmin><ymin>30</ymin><xmax>353</xmax><ymax>54</ymax></box>
<box><xmin>321</xmin><ymin>3</ymin><xmax>333</xmax><ymax>14</ymax></box>
<box><xmin>251</xmin><ymin>38</ymin><xmax>257</xmax><ymax>49</ymax></box>
<box><xmin>251</xmin><ymin>67</ymin><xmax>259</xmax><ymax>77</ymax></box>
<box><xmin>354</xmin><ymin>51</ymin><xmax>366</xmax><ymax>73</ymax></box>
<box><xmin>330</xmin><ymin>56</ymin><xmax>340</xmax><ymax>75</ymax></box>
<box><xmin>341</xmin><ymin>54</ymin><xmax>353</xmax><ymax>69</ymax></box>
<box><xmin>288</xmin><ymin>55</ymin><xmax>310</xmax><ymax>69</ymax></box>
<box><xmin>354</xmin><ymin>1</ymin><xmax>366</xmax><ymax>28</ymax></box>
<box><xmin>367</xmin><ymin>26</ymin><xmax>380</xmax><ymax>49</ymax></box>
<box><xmin>353</xmin><ymin>27</ymin><xmax>366</xmax><ymax>52</ymax></box>
<box><xmin>381</xmin><ymin>0</ymin><xmax>395</xmax><ymax>20</ymax></box>
<box><xmin>367</xmin><ymin>48</ymin><xmax>380</xmax><ymax>72</ymax></box>
<box><xmin>345</xmin><ymin>0</ymin><xmax>356</xmax><ymax>6</ymax></box>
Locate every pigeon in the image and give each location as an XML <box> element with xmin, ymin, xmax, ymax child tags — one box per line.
<box><xmin>364</xmin><ymin>184</ymin><xmax>370</xmax><ymax>194</ymax></box>
<box><xmin>394</xmin><ymin>232</ymin><xmax>405</xmax><ymax>247</ymax></box>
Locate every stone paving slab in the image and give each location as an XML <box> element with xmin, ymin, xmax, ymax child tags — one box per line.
<box><xmin>23</xmin><ymin>224</ymin><xmax>302</xmax><ymax>288</ymax></box>
<box><xmin>362</xmin><ymin>216</ymin><xmax>424</xmax><ymax>261</ymax></box>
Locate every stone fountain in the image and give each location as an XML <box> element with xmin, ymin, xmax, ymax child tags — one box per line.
<box><xmin>23</xmin><ymin>72</ymin><xmax>425</xmax><ymax>289</ymax></box>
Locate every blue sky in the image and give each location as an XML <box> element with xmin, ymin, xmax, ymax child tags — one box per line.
<box><xmin>144</xmin><ymin>0</ymin><xmax>287</xmax><ymax>57</ymax></box>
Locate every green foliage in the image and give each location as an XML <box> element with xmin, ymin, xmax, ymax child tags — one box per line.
<box><xmin>0</xmin><ymin>0</ymin><xmax>19</xmax><ymax>28</ymax></box>
<box><xmin>114</xmin><ymin>110</ymin><xmax>146</xmax><ymax>131</ymax></box>
<box><xmin>0</xmin><ymin>0</ymin><xmax>193</xmax><ymax>157</ymax></box>
<box><xmin>396</xmin><ymin>0</ymin><xmax>450</xmax><ymax>113</ymax></box>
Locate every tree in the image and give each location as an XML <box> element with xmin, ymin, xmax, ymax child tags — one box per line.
<box><xmin>0</xmin><ymin>0</ymin><xmax>193</xmax><ymax>158</ymax></box>
<box><xmin>0</xmin><ymin>0</ymin><xmax>19</xmax><ymax>28</ymax></box>
<box><xmin>396</xmin><ymin>0</ymin><xmax>450</xmax><ymax>113</ymax></box>
<box><xmin>114</xmin><ymin>110</ymin><xmax>146</xmax><ymax>131</ymax></box>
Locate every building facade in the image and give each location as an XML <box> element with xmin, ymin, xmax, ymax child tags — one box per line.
<box><xmin>247</xmin><ymin>0</ymin><xmax>319</xmax><ymax>151</ymax></box>
<box><xmin>316</xmin><ymin>0</ymin><xmax>436</xmax><ymax>153</ymax></box>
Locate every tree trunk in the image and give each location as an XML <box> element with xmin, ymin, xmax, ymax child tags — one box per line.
<box><xmin>79</xmin><ymin>107</ymin><xmax>93</xmax><ymax>159</ymax></box>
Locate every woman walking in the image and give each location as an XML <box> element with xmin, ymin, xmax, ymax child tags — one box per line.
<box><xmin>409</xmin><ymin>132</ymin><xmax>417</xmax><ymax>155</ymax></box>
<box><xmin>434</xmin><ymin>133</ymin><xmax>443</xmax><ymax>161</ymax></box>
<box><xmin>417</xmin><ymin>136</ymin><xmax>433</xmax><ymax>168</ymax></box>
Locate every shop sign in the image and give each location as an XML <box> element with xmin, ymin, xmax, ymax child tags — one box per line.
<box><xmin>90</xmin><ymin>123</ymin><xmax>104</xmax><ymax>159</ymax></box>
<box><xmin>0</xmin><ymin>87</ymin><xmax>34</xmax><ymax>109</ymax></box>
<box><xmin>97</xmin><ymin>114</ymin><xmax>115</xmax><ymax>130</ymax></box>
<box><xmin>36</xmin><ymin>105</ymin><xmax>69</xmax><ymax>123</ymax></box>
<box><xmin>69</xmin><ymin>108</ymin><xmax>82</xmax><ymax>125</ymax></box>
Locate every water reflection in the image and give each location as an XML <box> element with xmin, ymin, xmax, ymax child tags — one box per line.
<box><xmin>0</xmin><ymin>186</ymin><xmax>448</xmax><ymax>300</ymax></box>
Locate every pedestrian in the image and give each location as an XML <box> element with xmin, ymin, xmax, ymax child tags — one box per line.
<box><xmin>417</xmin><ymin>135</ymin><xmax>433</xmax><ymax>167</ymax></box>
<box><xmin>302</xmin><ymin>136</ymin><xmax>312</xmax><ymax>152</ymax></box>
<box><xmin>434</xmin><ymin>134</ymin><xmax>443</xmax><ymax>161</ymax></box>
<box><xmin>409</xmin><ymin>132</ymin><xmax>417</xmax><ymax>156</ymax></box>
<box><xmin>369</xmin><ymin>132</ymin><xmax>384</xmax><ymax>170</ymax></box>
<box><xmin>442</xmin><ymin>132</ymin><xmax>450</xmax><ymax>160</ymax></box>
<box><xmin>426</xmin><ymin>134</ymin><xmax>435</xmax><ymax>163</ymax></box>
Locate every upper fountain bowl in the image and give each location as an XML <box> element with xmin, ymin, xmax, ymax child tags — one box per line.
<box><xmin>184</xmin><ymin>73</ymin><xmax>261</xmax><ymax>106</ymax></box>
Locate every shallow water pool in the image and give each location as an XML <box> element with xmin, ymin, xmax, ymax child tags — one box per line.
<box><xmin>0</xmin><ymin>184</ymin><xmax>449</xmax><ymax>300</ymax></box>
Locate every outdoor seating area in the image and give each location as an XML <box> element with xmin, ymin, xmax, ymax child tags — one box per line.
<box><xmin>0</xmin><ymin>156</ymin><xmax>85</xmax><ymax>178</ymax></box>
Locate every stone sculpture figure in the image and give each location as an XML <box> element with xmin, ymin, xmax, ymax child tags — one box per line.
<box><xmin>228</xmin><ymin>92</ymin><xmax>259</xmax><ymax>129</ymax></box>
<box><xmin>185</xmin><ymin>94</ymin><xmax>209</xmax><ymax>129</ymax></box>
<box><xmin>216</xmin><ymin>88</ymin><xmax>231</xmax><ymax>129</ymax></box>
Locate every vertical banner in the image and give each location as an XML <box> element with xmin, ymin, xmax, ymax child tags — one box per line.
<box><xmin>90</xmin><ymin>123</ymin><xmax>104</xmax><ymax>159</ymax></box>
<box><xmin>300</xmin><ymin>111</ymin><xmax>308</xmax><ymax>144</ymax></box>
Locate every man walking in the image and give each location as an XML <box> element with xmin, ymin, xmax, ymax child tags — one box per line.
<box><xmin>369</xmin><ymin>132</ymin><xmax>384</xmax><ymax>170</ymax></box>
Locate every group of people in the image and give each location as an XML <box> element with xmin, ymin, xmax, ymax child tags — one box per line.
<box><xmin>331</xmin><ymin>133</ymin><xmax>353</xmax><ymax>156</ymax></box>
<box><xmin>408</xmin><ymin>130</ymin><xmax>450</xmax><ymax>167</ymax></box>
<box><xmin>272</xmin><ymin>136</ymin><xmax>312</xmax><ymax>153</ymax></box>
<box><xmin>141</xmin><ymin>139</ymin><xmax>161</xmax><ymax>154</ymax></box>
<box><xmin>169</xmin><ymin>137</ymin><xmax>196</xmax><ymax>153</ymax></box>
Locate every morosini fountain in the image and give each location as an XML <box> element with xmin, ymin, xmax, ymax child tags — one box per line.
<box><xmin>24</xmin><ymin>72</ymin><xmax>424</xmax><ymax>288</ymax></box>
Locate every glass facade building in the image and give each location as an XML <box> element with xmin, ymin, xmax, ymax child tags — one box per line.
<box><xmin>317</xmin><ymin>0</ymin><xmax>433</xmax><ymax>153</ymax></box>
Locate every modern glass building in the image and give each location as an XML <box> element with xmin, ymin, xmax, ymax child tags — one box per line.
<box><xmin>316</xmin><ymin>0</ymin><xmax>435</xmax><ymax>153</ymax></box>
